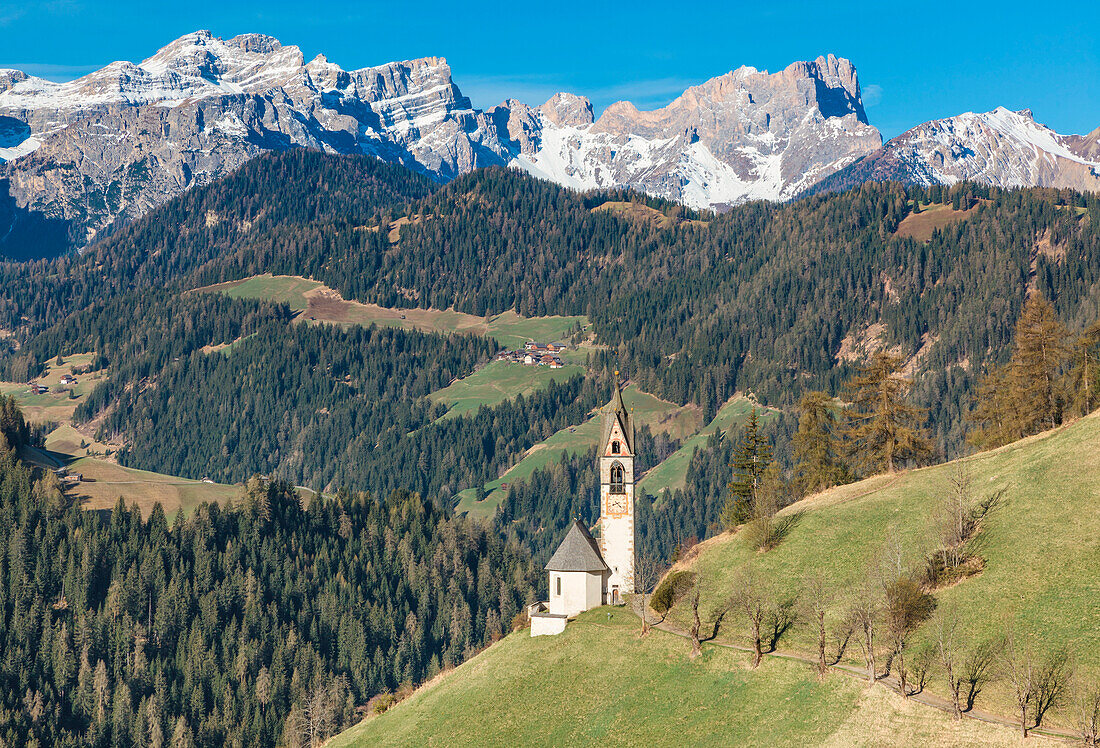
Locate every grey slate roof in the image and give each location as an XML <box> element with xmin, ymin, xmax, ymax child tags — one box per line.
<box><xmin>545</xmin><ymin>520</ymin><xmax>608</xmax><ymax>572</ymax></box>
<box><xmin>602</xmin><ymin>380</ymin><xmax>635</xmax><ymax>454</ymax></box>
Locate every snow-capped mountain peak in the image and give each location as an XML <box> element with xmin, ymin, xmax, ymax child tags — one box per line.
<box><xmin>809</xmin><ymin>106</ymin><xmax>1100</xmax><ymax>196</ymax></box>
<box><xmin>0</xmin><ymin>33</ymin><xmax>887</xmax><ymax>258</ymax></box>
<box><xmin>501</xmin><ymin>54</ymin><xmax>881</xmax><ymax>209</ymax></box>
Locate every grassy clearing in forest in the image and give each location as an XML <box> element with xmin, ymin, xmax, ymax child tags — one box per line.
<box><xmin>197</xmin><ymin>274</ymin><xmax>323</xmax><ymax>311</ymax></box>
<box><xmin>895</xmin><ymin>202</ymin><xmax>977</xmax><ymax>242</ymax></box>
<box><xmin>195</xmin><ymin>274</ymin><xmax>587</xmax><ymax>349</ymax></box>
<box><xmin>430</xmin><ymin>361</ymin><xmax>586</xmax><ymax>420</ymax></box>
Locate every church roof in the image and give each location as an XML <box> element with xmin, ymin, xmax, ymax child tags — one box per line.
<box><xmin>602</xmin><ymin>378</ymin><xmax>634</xmax><ymax>454</ymax></box>
<box><xmin>545</xmin><ymin>520</ymin><xmax>609</xmax><ymax>573</ymax></box>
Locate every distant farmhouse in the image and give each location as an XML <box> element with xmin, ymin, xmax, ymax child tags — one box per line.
<box><xmin>530</xmin><ymin>377</ymin><xmax>636</xmax><ymax>636</ymax></box>
<box><xmin>495</xmin><ymin>341</ymin><xmax>566</xmax><ymax>368</ymax></box>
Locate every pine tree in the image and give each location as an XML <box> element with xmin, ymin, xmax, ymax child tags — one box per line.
<box><xmin>843</xmin><ymin>352</ymin><xmax>931</xmax><ymax>473</ymax></box>
<box><xmin>723</xmin><ymin>408</ymin><xmax>773</xmax><ymax>527</ymax></box>
<box><xmin>792</xmin><ymin>390</ymin><xmax>844</xmax><ymax>494</ymax></box>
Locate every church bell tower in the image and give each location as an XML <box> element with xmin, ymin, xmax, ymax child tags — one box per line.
<box><xmin>599</xmin><ymin>373</ymin><xmax>635</xmax><ymax>603</ymax></box>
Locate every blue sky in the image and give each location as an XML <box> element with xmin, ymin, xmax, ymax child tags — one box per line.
<box><xmin>2</xmin><ymin>0</ymin><xmax>1097</xmax><ymax>139</ymax></box>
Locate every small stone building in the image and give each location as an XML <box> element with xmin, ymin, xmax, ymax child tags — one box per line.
<box><xmin>530</xmin><ymin>520</ymin><xmax>609</xmax><ymax>636</ymax></box>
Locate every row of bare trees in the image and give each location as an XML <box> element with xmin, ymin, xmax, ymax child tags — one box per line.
<box><xmin>671</xmin><ymin>561</ymin><xmax>1095</xmax><ymax>741</ymax></box>
<box><xmin>648</xmin><ymin>461</ymin><xmax>1100</xmax><ymax>742</ymax></box>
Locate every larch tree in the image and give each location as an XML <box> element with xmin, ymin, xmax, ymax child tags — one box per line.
<box><xmin>1070</xmin><ymin>319</ymin><xmax>1100</xmax><ymax>417</ymax></box>
<box><xmin>1010</xmin><ymin>292</ymin><xmax>1071</xmax><ymax>434</ymax></box>
<box><xmin>843</xmin><ymin>351</ymin><xmax>932</xmax><ymax>474</ymax></box>
<box><xmin>793</xmin><ymin>390</ymin><xmax>844</xmax><ymax>495</ymax></box>
<box><xmin>970</xmin><ymin>293</ymin><xmax>1071</xmax><ymax>448</ymax></box>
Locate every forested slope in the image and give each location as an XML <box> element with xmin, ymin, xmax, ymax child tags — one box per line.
<box><xmin>0</xmin><ymin>435</ymin><xmax>537</xmax><ymax>746</ymax></box>
<box><xmin>4</xmin><ymin>154</ymin><xmax>1099</xmax><ymax>462</ymax></box>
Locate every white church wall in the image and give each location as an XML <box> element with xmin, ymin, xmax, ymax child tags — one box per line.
<box><xmin>549</xmin><ymin>571</ymin><xmax>602</xmax><ymax>617</ymax></box>
<box><xmin>585</xmin><ymin>570</ymin><xmax>605</xmax><ymax>610</ymax></box>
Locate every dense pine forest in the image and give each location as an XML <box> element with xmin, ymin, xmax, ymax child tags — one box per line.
<box><xmin>0</xmin><ymin>436</ymin><xmax>536</xmax><ymax>747</ymax></box>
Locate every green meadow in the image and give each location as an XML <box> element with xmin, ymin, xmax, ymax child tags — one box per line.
<box><xmin>332</xmin><ymin>607</ymin><xmax>1041</xmax><ymax>747</ymax></box>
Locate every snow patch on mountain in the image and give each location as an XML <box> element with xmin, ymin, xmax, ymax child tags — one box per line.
<box><xmin>0</xmin><ymin>33</ymin><xmax>884</xmax><ymax>257</ymax></box>
<box><xmin>501</xmin><ymin>55</ymin><xmax>882</xmax><ymax>208</ymax></box>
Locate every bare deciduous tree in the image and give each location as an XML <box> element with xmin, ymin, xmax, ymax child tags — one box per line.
<box><xmin>830</xmin><ymin>615</ymin><xmax>856</xmax><ymax>667</ymax></box>
<box><xmin>303</xmin><ymin>677</ymin><xmax>346</xmax><ymax>747</ymax></box>
<box><xmin>935</xmin><ymin>605</ymin><xmax>965</xmax><ymax>718</ymax></box>
<box><xmin>907</xmin><ymin>645</ymin><xmax>935</xmax><ymax>697</ymax></box>
<box><xmin>1074</xmin><ymin>677</ymin><xmax>1100</xmax><ymax>747</ymax></box>
<box><xmin>801</xmin><ymin>572</ymin><xmax>834</xmax><ymax>678</ymax></box>
<box><xmin>884</xmin><ymin>575</ymin><xmax>934</xmax><ymax>698</ymax></box>
<box><xmin>730</xmin><ymin>568</ymin><xmax>772</xmax><ymax>668</ymax></box>
<box><xmin>1001</xmin><ymin>629</ymin><xmax>1036</xmax><ymax>738</ymax></box>
<box><xmin>634</xmin><ymin>552</ymin><xmax>663</xmax><ymax>637</ymax></box>
<box><xmin>689</xmin><ymin>589</ymin><xmax>702</xmax><ymax>659</ymax></box>
<box><xmin>1033</xmin><ymin>647</ymin><xmax>1073</xmax><ymax>729</ymax></box>
<box><xmin>849</xmin><ymin>579</ymin><xmax>881</xmax><ymax>687</ymax></box>
<box><xmin>962</xmin><ymin>639</ymin><xmax>1000</xmax><ymax>712</ymax></box>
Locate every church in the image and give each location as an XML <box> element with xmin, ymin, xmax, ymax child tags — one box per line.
<box><xmin>530</xmin><ymin>377</ymin><xmax>636</xmax><ymax>636</ymax></box>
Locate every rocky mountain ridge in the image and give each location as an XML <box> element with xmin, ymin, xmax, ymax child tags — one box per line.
<box><xmin>0</xmin><ymin>31</ymin><xmax>880</xmax><ymax>258</ymax></box>
<box><xmin>807</xmin><ymin>107</ymin><xmax>1100</xmax><ymax>196</ymax></box>
<box><xmin>2</xmin><ymin>30</ymin><xmax>1098</xmax><ymax>260</ymax></box>
<box><xmin>499</xmin><ymin>55</ymin><xmax>881</xmax><ymax>208</ymax></box>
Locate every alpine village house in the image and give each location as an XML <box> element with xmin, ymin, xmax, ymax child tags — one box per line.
<box><xmin>530</xmin><ymin>378</ymin><xmax>636</xmax><ymax>636</ymax></box>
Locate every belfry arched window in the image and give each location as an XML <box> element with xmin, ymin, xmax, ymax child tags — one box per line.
<box><xmin>611</xmin><ymin>440</ymin><xmax>621</xmax><ymax>455</ymax></box>
<box><xmin>610</xmin><ymin>462</ymin><xmax>625</xmax><ymax>494</ymax></box>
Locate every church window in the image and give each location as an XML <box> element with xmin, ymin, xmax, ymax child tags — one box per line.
<box><xmin>610</xmin><ymin>462</ymin><xmax>625</xmax><ymax>494</ymax></box>
<box><xmin>555</xmin><ymin>576</ymin><xmax>561</xmax><ymax>596</ymax></box>
<box><xmin>611</xmin><ymin>440</ymin><xmax>620</xmax><ymax>454</ymax></box>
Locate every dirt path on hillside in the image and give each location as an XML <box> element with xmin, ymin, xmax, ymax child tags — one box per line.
<box><xmin>627</xmin><ymin>597</ymin><xmax>1074</xmax><ymax>742</ymax></box>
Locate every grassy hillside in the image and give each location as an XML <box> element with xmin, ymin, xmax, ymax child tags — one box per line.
<box><xmin>332</xmin><ymin>608</ymin><xmax>1045</xmax><ymax>747</ymax></box>
<box><xmin>666</xmin><ymin>409</ymin><xmax>1100</xmax><ymax>726</ymax></box>
<box><xmin>195</xmin><ymin>274</ymin><xmax>586</xmax><ymax>349</ymax></box>
<box><xmin>430</xmin><ymin>361</ymin><xmax>586</xmax><ymax>420</ymax></box>
<box><xmin>334</xmin><ymin>414</ymin><xmax>1100</xmax><ymax>747</ymax></box>
<box><xmin>455</xmin><ymin>385</ymin><xmax>705</xmax><ymax>518</ymax></box>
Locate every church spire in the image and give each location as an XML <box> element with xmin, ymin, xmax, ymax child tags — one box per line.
<box><xmin>603</xmin><ymin>371</ymin><xmax>634</xmax><ymax>454</ymax></box>
<box><xmin>608</xmin><ymin>370</ymin><xmax>626</xmax><ymax>416</ymax></box>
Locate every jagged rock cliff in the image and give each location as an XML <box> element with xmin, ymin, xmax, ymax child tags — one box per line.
<box><xmin>503</xmin><ymin>55</ymin><xmax>882</xmax><ymax>209</ymax></box>
<box><xmin>0</xmin><ymin>31</ymin><xmax>511</xmax><ymax>257</ymax></box>
<box><xmin>0</xmin><ymin>32</ymin><xmax>886</xmax><ymax>258</ymax></box>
